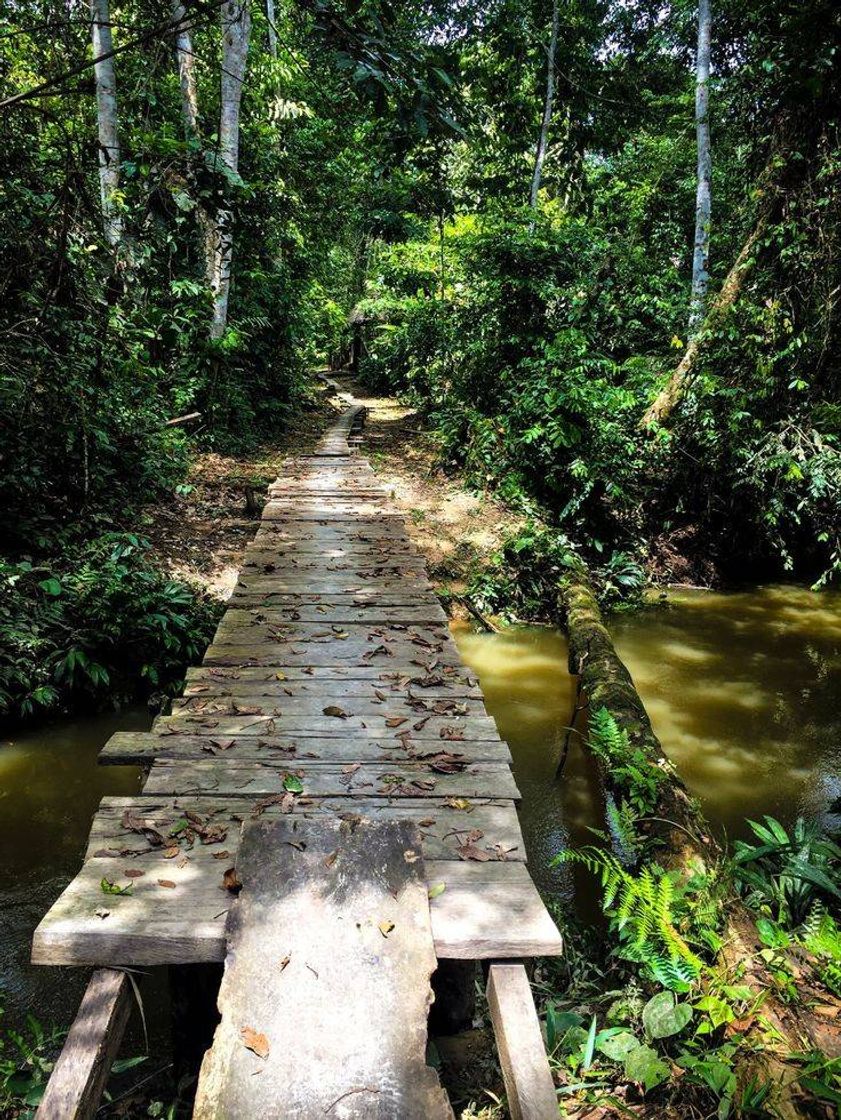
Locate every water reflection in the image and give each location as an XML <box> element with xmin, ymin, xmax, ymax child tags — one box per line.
<box><xmin>612</xmin><ymin>584</ymin><xmax>841</xmax><ymax>840</ymax></box>
<box><xmin>0</xmin><ymin>710</ymin><xmax>145</xmax><ymax>1025</ymax></box>
<box><xmin>450</xmin><ymin>625</ymin><xmax>602</xmax><ymax>912</ymax></box>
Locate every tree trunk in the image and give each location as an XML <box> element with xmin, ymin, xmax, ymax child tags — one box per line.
<box><xmin>529</xmin><ymin>0</ymin><xmax>559</xmax><ymax>210</ymax></box>
<box><xmin>210</xmin><ymin>0</ymin><xmax>252</xmax><ymax>340</ymax></box>
<box><xmin>172</xmin><ymin>2</ymin><xmax>218</xmax><ymax>285</ymax></box>
<box><xmin>560</xmin><ymin>575</ymin><xmax>712</xmax><ymax>870</ymax></box>
<box><xmin>266</xmin><ymin>0</ymin><xmax>278</xmax><ymax>58</ymax></box>
<box><xmin>641</xmin><ymin>213</ymin><xmax>767</xmax><ymax>427</ymax></box>
<box><xmin>688</xmin><ymin>0</ymin><xmax>712</xmax><ymax>335</ymax></box>
<box><xmin>172</xmin><ymin>1</ymin><xmax>199</xmax><ymax>135</ymax></box>
<box><xmin>90</xmin><ymin>0</ymin><xmax>122</xmax><ymax>246</ymax></box>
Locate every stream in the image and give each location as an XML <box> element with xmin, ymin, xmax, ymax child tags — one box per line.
<box><xmin>0</xmin><ymin>583</ymin><xmax>838</xmax><ymax>1032</ymax></box>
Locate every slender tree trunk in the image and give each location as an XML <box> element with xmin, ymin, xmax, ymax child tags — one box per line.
<box><xmin>172</xmin><ymin>1</ymin><xmax>199</xmax><ymax>135</ymax></box>
<box><xmin>90</xmin><ymin>0</ymin><xmax>122</xmax><ymax>246</ymax></box>
<box><xmin>641</xmin><ymin>214</ymin><xmax>767</xmax><ymax>427</ymax></box>
<box><xmin>688</xmin><ymin>0</ymin><xmax>712</xmax><ymax>335</ymax></box>
<box><xmin>266</xmin><ymin>0</ymin><xmax>278</xmax><ymax>58</ymax></box>
<box><xmin>529</xmin><ymin>0</ymin><xmax>559</xmax><ymax>210</ymax></box>
<box><xmin>210</xmin><ymin>0</ymin><xmax>251</xmax><ymax>339</ymax></box>
<box><xmin>171</xmin><ymin>1</ymin><xmax>218</xmax><ymax>284</ymax></box>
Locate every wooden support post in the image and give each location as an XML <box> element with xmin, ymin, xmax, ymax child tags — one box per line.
<box><xmin>36</xmin><ymin>968</ymin><xmax>132</xmax><ymax>1120</ymax></box>
<box><xmin>430</xmin><ymin>959</ymin><xmax>477</xmax><ymax>1035</ymax></box>
<box><xmin>486</xmin><ymin>963</ymin><xmax>557</xmax><ymax>1120</ymax></box>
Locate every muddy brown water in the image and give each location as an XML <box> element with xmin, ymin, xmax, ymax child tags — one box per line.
<box><xmin>0</xmin><ymin>709</ymin><xmax>146</xmax><ymax>1030</ymax></box>
<box><xmin>1</xmin><ymin>583</ymin><xmax>838</xmax><ymax>1033</ymax></box>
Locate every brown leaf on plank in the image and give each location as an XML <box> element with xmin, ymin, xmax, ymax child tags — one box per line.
<box><xmin>223</xmin><ymin>867</ymin><xmax>242</xmax><ymax>893</ymax></box>
<box><xmin>124</xmin><ymin>869</ymin><xmax>145</xmax><ymax>878</ymax></box>
<box><xmin>121</xmin><ymin>809</ymin><xmax>165</xmax><ymax>847</ymax></box>
<box><xmin>385</xmin><ymin>716</ymin><xmax>408</xmax><ymax>728</ymax></box>
<box><xmin>158</xmin><ymin>879</ymin><xmax>177</xmax><ymax>888</ymax></box>
<box><xmin>241</xmin><ymin>1027</ymin><xmax>270</xmax><ymax>1060</ymax></box>
<box><xmin>456</xmin><ymin>844</ymin><xmax>491</xmax><ymax>862</ymax></box>
<box><xmin>439</xmin><ymin>726</ymin><xmax>465</xmax><ymax>741</ymax></box>
<box><xmin>323</xmin><ymin>705</ymin><xmax>348</xmax><ymax>719</ymax></box>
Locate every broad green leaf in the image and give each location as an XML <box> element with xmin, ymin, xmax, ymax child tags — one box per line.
<box><xmin>642</xmin><ymin>991</ymin><xmax>692</xmax><ymax>1039</ymax></box>
<box><xmin>597</xmin><ymin>1031</ymin><xmax>640</xmax><ymax>1061</ymax></box>
<box><xmin>624</xmin><ymin>1044</ymin><xmax>670</xmax><ymax>1093</ymax></box>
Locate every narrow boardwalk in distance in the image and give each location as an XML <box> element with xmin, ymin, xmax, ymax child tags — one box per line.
<box><xmin>33</xmin><ymin>395</ymin><xmax>562</xmax><ymax>1118</ymax></box>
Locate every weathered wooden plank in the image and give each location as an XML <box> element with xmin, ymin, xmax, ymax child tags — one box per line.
<box><xmin>35</xmin><ymin>969</ymin><xmax>132</xmax><ymax>1120</ymax></box>
<box><xmin>85</xmin><ymin>795</ymin><xmax>525</xmax><ymax>862</ymax></box>
<box><xmin>241</xmin><ymin>552</ymin><xmax>427</xmax><ymax>570</ymax></box>
<box><xmin>228</xmin><ymin>591</ymin><xmax>444</xmax><ymax>610</ymax></box>
<box><xmin>201</xmin><ymin>643</ymin><xmax>461</xmax><ymax>668</ymax></box>
<box><xmin>253</xmin><ymin>521</ymin><xmax>411</xmax><ymax>540</ymax></box>
<box><xmin>193</xmin><ymin>819</ymin><xmax>452</xmax><ymax>1119</ymax></box>
<box><xmin>183</xmin><ymin>671</ymin><xmax>482</xmax><ymax>700</ymax></box>
<box><xmin>212</xmin><ymin>620</ymin><xmax>449</xmax><ymax>646</ymax></box>
<box><xmin>142</xmin><ymin>759</ymin><xmax>520</xmax><ymax>799</ymax></box>
<box><xmin>486</xmin><ymin>963</ymin><xmax>558</xmax><ymax>1120</ymax></box>
<box><xmin>32</xmin><ymin>859</ymin><xmax>561</xmax><ymax>966</ymax></box>
<box><xmin>171</xmin><ymin>692</ymin><xmax>486</xmax><ymax>716</ymax></box>
<box><xmin>101</xmin><ymin>731</ymin><xmax>510</xmax><ymax>765</ymax></box>
<box><xmin>185</xmin><ymin>665</ymin><xmax>481</xmax><ymax>688</ymax></box>
<box><xmin>218</xmin><ymin>602</ymin><xmax>446</xmax><ymax>624</ymax></box>
<box><xmin>150</xmin><ymin>716</ymin><xmax>498</xmax><ymax>741</ymax></box>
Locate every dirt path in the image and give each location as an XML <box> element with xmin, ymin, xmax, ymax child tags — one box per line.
<box><xmin>143</xmin><ymin>375</ymin><xmax>524</xmax><ymax>612</ymax></box>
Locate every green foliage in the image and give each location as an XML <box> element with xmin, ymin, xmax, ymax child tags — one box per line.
<box><xmin>555</xmin><ymin>847</ymin><xmax>719</xmax><ymax>991</ymax></box>
<box><xmin>0</xmin><ymin>1003</ymin><xmax>65</xmax><ymax>1119</ymax></box>
<box><xmin>733</xmin><ymin>815</ymin><xmax>841</xmax><ymax>926</ymax></box>
<box><xmin>0</xmin><ymin>535</ymin><xmax>220</xmax><ymax>718</ymax></box>
<box><xmin>588</xmin><ymin>707</ymin><xmax>666</xmax><ymax>820</ymax></box>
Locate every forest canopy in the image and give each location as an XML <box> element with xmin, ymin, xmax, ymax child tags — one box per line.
<box><xmin>0</xmin><ymin>0</ymin><xmax>839</xmax><ymax>716</ymax></box>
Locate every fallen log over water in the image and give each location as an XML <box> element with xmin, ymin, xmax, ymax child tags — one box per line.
<box><xmin>560</xmin><ymin>575</ymin><xmax>713</xmax><ymax>870</ymax></box>
<box><xmin>558</xmin><ymin>573</ymin><xmax>840</xmax><ymax>1113</ymax></box>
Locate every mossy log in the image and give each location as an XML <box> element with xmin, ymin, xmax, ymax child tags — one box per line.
<box><xmin>560</xmin><ymin>575</ymin><xmax>715</xmax><ymax>870</ymax></box>
<box><xmin>558</xmin><ymin>572</ymin><xmax>840</xmax><ymax>1095</ymax></box>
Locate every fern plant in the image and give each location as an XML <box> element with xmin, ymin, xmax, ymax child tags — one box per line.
<box><xmin>588</xmin><ymin>707</ymin><xmax>665</xmax><ymax>817</ymax></box>
<box><xmin>556</xmin><ymin>846</ymin><xmax>711</xmax><ymax>990</ymax></box>
<box><xmin>800</xmin><ymin>907</ymin><xmax>841</xmax><ymax>996</ymax></box>
<box><xmin>604</xmin><ymin>793</ymin><xmax>643</xmax><ymax>867</ymax></box>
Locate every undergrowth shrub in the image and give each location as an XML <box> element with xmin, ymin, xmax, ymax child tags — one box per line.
<box><xmin>0</xmin><ymin>533</ymin><xmax>221</xmax><ymax>718</ymax></box>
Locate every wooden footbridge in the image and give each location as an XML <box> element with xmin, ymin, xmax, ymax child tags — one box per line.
<box><xmin>33</xmin><ymin>393</ymin><xmax>563</xmax><ymax>1118</ymax></box>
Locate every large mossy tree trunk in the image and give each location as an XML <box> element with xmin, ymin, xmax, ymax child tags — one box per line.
<box><xmin>560</xmin><ymin>575</ymin><xmax>714</xmax><ymax>870</ymax></box>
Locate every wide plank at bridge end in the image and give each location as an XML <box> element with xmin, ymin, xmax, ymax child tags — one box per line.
<box><xmin>32</xmin><ymin>397</ymin><xmax>561</xmax><ymax>1115</ymax></box>
<box><xmin>193</xmin><ymin>818</ymin><xmax>452</xmax><ymax>1120</ymax></box>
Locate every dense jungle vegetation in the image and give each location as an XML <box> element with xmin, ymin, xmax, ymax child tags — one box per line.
<box><xmin>1</xmin><ymin>0</ymin><xmax>839</xmax><ymax>717</ymax></box>
<box><xmin>1</xmin><ymin>0</ymin><xmax>840</xmax><ymax>1116</ymax></box>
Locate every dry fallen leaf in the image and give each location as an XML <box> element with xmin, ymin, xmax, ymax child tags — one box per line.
<box><xmin>445</xmin><ymin>797</ymin><xmax>472</xmax><ymax>811</ymax></box>
<box><xmin>279</xmin><ymin>955</ymin><xmax>291</xmax><ymax>972</ymax></box>
<box><xmin>323</xmin><ymin>705</ymin><xmax>348</xmax><ymax>719</ymax></box>
<box><xmin>223</xmin><ymin>867</ymin><xmax>242</xmax><ymax>892</ymax></box>
<box><xmin>158</xmin><ymin>879</ymin><xmax>177</xmax><ymax>888</ymax></box>
<box><xmin>241</xmin><ymin>1026</ymin><xmax>270</xmax><ymax>1060</ymax></box>
<box><xmin>124</xmin><ymin>868</ymin><xmax>145</xmax><ymax>878</ymax></box>
<box><xmin>378</xmin><ymin>920</ymin><xmax>396</xmax><ymax>938</ymax></box>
